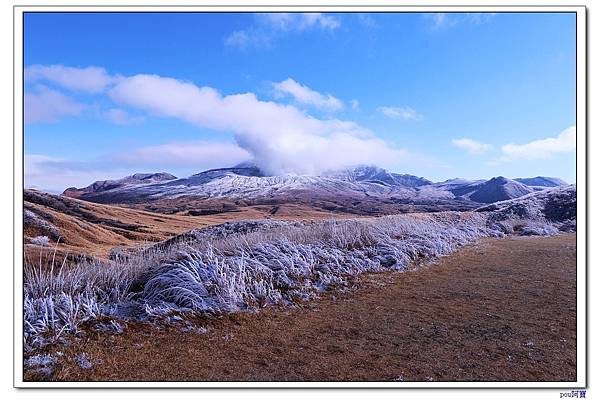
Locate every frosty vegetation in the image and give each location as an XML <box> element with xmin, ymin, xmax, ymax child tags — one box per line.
<box><xmin>477</xmin><ymin>185</ymin><xmax>576</xmax><ymax>234</ymax></box>
<box><xmin>24</xmin><ymin>186</ymin><xmax>575</xmax><ymax>349</ymax></box>
<box><xmin>30</xmin><ymin>236</ymin><xmax>50</xmax><ymax>247</ymax></box>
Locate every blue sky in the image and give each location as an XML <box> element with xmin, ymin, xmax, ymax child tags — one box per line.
<box><xmin>24</xmin><ymin>12</ymin><xmax>576</xmax><ymax>192</ymax></box>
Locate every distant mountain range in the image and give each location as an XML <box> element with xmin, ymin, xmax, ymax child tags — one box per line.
<box><xmin>61</xmin><ymin>164</ymin><xmax>570</xmax><ymax>215</ymax></box>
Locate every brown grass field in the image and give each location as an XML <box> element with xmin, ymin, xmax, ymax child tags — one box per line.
<box><xmin>32</xmin><ymin>234</ymin><xmax>576</xmax><ymax>382</ymax></box>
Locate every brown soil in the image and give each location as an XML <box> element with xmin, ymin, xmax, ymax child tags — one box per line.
<box><xmin>36</xmin><ymin>234</ymin><xmax>577</xmax><ymax>382</ymax></box>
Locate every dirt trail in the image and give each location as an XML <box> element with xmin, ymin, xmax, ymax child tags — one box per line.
<box><xmin>47</xmin><ymin>234</ymin><xmax>577</xmax><ymax>382</ymax></box>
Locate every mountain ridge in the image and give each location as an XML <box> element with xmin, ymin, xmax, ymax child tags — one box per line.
<box><xmin>60</xmin><ymin>165</ymin><xmax>569</xmax><ymax>212</ymax></box>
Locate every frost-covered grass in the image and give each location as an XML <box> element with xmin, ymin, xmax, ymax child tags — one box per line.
<box><xmin>29</xmin><ymin>236</ymin><xmax>50</xmax><ymax>246</ymax></box>
<box><xmin>486</xmin><ymin>218</ymin><xmax>560</xmax><ymax>236</ymax></box>
<box><xmin>140</xmin><ymin>213</ymin><xmax>502</xmax><ymax>314</ymax></box>
<box><xmin>23</xmin><ymin>244</ymin><xmax>176</xmax><ymax>349</ymax></box>
<box><xmin>24</xmin><ymin>210</ymin><xmax>559</xmax><ymax>349</ymax></box>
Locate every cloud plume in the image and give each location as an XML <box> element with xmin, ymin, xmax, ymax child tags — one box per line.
<box><xmin>24</xmin><ymin>65</ymin><xmax>418</xmax><ymax>178</ymax></box>
<box><xmin>116</xmin><ymin>141</ymin><xmax>252</xmax><ymax>169</ymax></box>
<box><xmin>109</xmin><ymin>73</ymin><xmax>408</xmax><ymax>175</ymax></box>
<box><xmin>272</xmin><ymin>78</ymin><xmax>344</xmax><ymax>111</ymax></box>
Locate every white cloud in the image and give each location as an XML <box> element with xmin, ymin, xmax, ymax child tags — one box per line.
<box><xmin>225</xmin><ymin>13</ymin><xmax>340</xmax><ymax>48</ymax></box>
<box><xmin>377</xmin><ymin>106</ymin><xmax>422</xmax><ymax>121</ymax></box>
<box><xmin>272</xmin><ymin>78</ymin><xmax>343</xmax><ymax>112</ymax></box>
<box><xmin>304</xmin><ymin>13</ymin><xmax>340</xmax><ymax>30</ymax></box>
<box><xmin>116</xmin><ymin>142</ymin><xmax>251</xmax><ymax>168</ymax></box>
<box><xmin>103</xmin><ymin>108</ymin><xmax>145</xmax><ymax>125</ymax></box>
<box><xmin>424</xmin><ymin>13</ymin><xmax>458</xmax><ymax>30</ymax></box>
<box><xmin>356</xmin><ymin>14</ymin><xmax>378</xmax><ymax>29</ymax></box>
<box><xmin>109</xmin><ymin>73</ymin><xmax>410</xmax><ymax>175</ymax></box>
<box><xmin>350</xmin><ymin>99</ymin><xmax>360</xmax><ymax>111</ymax></box>
<box><xmin>467</xmin><ymin>13</ymin><xmax>497</xmax><ymax>24</ymax></box>
<box><xmin>25</xmin><ymin>65</ymin><xmax>114</xmax><ymax>93</ymax></box>
<box><xmin>224</xmin><ymin>30</ymin><xmax>252</xmax><ymax>48</ymax></box>
<box><xmin>259</xmin><ymin>13</ymin><xmax>340</xmax><ymax>32</ymax></box>
<box><xmin>500</xmin><ymin>126</ymin><xmax>576</xmax><ymax>161</ymax></box>
<box><xmin>25</xmin><ymin>86</ymin><xmax>85</xmax><ymax>123</ymax></box>
<box><xmin>451</xmin><ymin>138</ymin><xmax>493</xmax><ymax>155</ymax></box>
<box><xmin>424</xmin><ymin>13</ymin><xmax>495</xmax><ymax>30</ymax></box>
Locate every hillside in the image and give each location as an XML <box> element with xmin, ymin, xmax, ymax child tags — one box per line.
<box><xmin>24</xmin><ymin>189</ymin><xmax>351</xmax><ymax>260</ymax></box>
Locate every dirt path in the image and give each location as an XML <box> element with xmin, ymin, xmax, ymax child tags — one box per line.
<box><xmin>48</xmin><ymin>234</ymin><xmax>577</xmax><ymax>382</ymax></box>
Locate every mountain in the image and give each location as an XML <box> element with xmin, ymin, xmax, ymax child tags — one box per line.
<box><xmin>430</xmin><ymin>178</ymin><xmax>486</xmax><ymax>191</ymax></box>
<box><xmin>514</xmin><ymin>177</ymin><xmax>568</xmax><ymax>188</ymax></box>
<box><xmin>60</xmin><ymin>166</ymin><xmax>561</xmax><ymax>215</ymax></box>
<box><xmin>63</xmin><ymin>173</ymin><xmax>177</xmax><ymax>199</ymax></box>
<box><xmin>430</xmin><ymin>176</ymin><xmax>532</xmax><ymax>203</ymax></box>
<box><xmin>464</xmin><ymin>176</ymin><xmax>534</xmax><ymax>203</ymax></box>
<box><xmin>61</xmin><ymin>165</ymin><xmax>426</xmax><ymax>205</ymax></box>
<box><xmin>326</xmin><ymin>165</ymin><xmax>432</xmax><ymax>187</ymax></box>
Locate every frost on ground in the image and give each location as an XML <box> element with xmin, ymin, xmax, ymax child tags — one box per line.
<box><xmin>23</xmin><ymin>186</ymin><xmax>576</xmax><ymax>351</ymax></box>
<box><xmin>75</xmin><ymin>353</ymin><xmax>92</xmax><ymax>369</ymax></box>
<box><xmin>24</xmin><ymin>353</ymin><xmax>59</xmax><ymax>378</ymax></box>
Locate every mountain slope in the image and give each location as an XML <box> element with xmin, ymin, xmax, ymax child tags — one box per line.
<box><xmin>24</xmin><ymin>189</ymin><xmax>354</xmax><ymax>260</ymax></box>
<box><xmin>466</xmin><ymin>177</ymin><xmax>533</xmax><ymax>203</ymax></box>
<box><xmin>326</xmin><ymin>165</ymin><xmax>432</xmax><ymax>187</ymax></box>
<box><xmin>514</xmin><ymin>177</ymin><xmax>568</xmax><ymax>187</ymax></box>
<box><xmin>63</xmin><ymin>172</ymin><xmax>177</xmax><ymax>199</ymax></box>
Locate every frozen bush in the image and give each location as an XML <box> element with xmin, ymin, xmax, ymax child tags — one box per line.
<box><xmin>94</xmin><ymin>320</ymin><xmax>124</xmax><ymax>334</ymax></box>
<box><xmin>24</xmin><ymin>354</ymin><xmax>55</xmax><ymax>378</ymax></box>
<box><xmin>30</xmin><ymin>236</ymin><xmax>50</xmax><ymax>246</ymax></box>
<box><xmin>75</xmin><ymin>353</ymin><xmax>92</xmax><ymax>369</ymax></box>
<box><xmin>24</xmin><ymin>354</ymin><xmax>54</xmax><ymax>367</ymax></box>
<box><xmin>520</xmin><ymin>223</ymin><xmax>559</xmax><ymax>236</ymax></box>
<box><xmin>492</xmin><ymin>218</ymin><xmax>560</xmax><ymax>236</ymax></box>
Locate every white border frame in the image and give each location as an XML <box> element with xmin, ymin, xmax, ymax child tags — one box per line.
<box><xmin>13</xmin><ymin>4</ymin><xmax>587</xmax><ymax>389</ymax></box>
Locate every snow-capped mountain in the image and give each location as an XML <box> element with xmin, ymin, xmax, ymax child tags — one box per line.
<box><xmin>457</xmin><ymin>176</ymin><xmax>534</xmax><ymax>203</ymax></box>
<box><xmin>61</xmin><ymin>165</ymin><xmax>569</xmax><ymax>210</ymax></box>
<box><xmin>514</xmin><ymin>176</ymin><xmax>568</xmax><ymax>188</ymax></box>
<box><xmin>63</xmin><ymin>166</ymin><xmax>416</xmax><ymax>204</ymax></box>
<box><xmin>324</xmin><ymin>165</ymin><xmax>432</xmax><ymax>187</ymax></box>
<box><xmin>63</xmin><ymin>172</ymin><xmax>177</xmax><ymax>199</ymax></box>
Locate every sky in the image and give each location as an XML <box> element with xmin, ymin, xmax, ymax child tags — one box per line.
<box><xmin>23</xmin><ymin>12</ymin><xmax>577</xmax><ymax>193</ymax></box>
